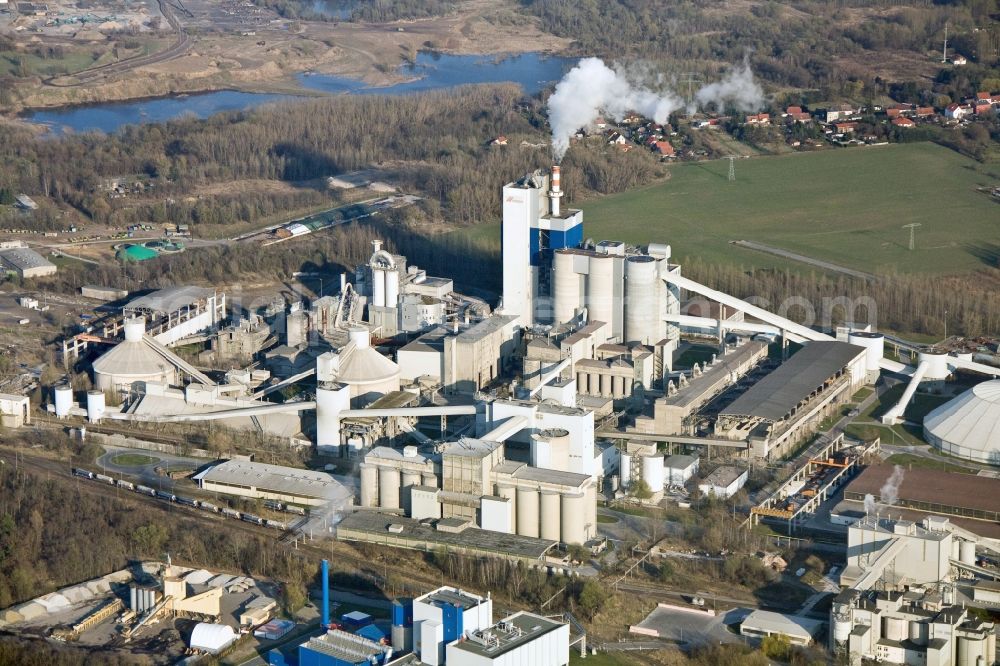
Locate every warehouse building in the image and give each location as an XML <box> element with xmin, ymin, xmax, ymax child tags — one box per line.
<box><xmin>193</xmin><ymin>459</ymin><xmax>352</xmax><ymax>507</ymax></box>
<box><xmin>739</xmin><ymin>610</ymin><xmax>822</xmax><ymax>646</ymax></box>
<box><xmin>716</xmin><ymin>341</ymin><xmax>866</xmax><ymax>458</ymax></box>
<box><xmin>0</xmin><ymin>393</ymin><xmax>30</xmax><ymax>428</ymax></box>
<box><xmin>123</xmin><ymin>286</ymin><xmax>226</xmax><ymax>347</ymax></box>
<box><xmin>299</xmin><ymin>628</ymin><xmax>393</xmax><ymax>666</ymax></box>
<box><xmin>923</xmin><ymin>380</ymin><xmax>1000</xmax><ymax>464</ymax></box>
<box><xmin>698</xmin><ymin>466</ymin><xmax>748</xmax><ymax>500</ymax></box>
<box><xmin>0</xmin><ymin>246</ymin><xmax>56</xmax><ymax>278</ymax></box>
<box><xmin>413</xmin><ymin>587</ymin><xmax>492</xmax><ymax>666</ymax></box>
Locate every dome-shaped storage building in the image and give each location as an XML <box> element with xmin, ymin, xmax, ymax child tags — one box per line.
<box><xmin>337</xmin><ymin>327</ymin><xmax>400</xmax><ymax>406</ymax></box>
<box><xmin>923</xmin><ymin>380</ymin><xmax>1000</xmax><ymax>464</ymax></box>
<box><xmin>92</xmin><ymin>317</ymin><xmax>177</xmax><ymax>391</ymax></box>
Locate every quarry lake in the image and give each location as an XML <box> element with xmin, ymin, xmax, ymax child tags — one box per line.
<box><xmin>25</xmin><ymin>52</ymin><xmax>575</xmax><ymax>135</ymax></box>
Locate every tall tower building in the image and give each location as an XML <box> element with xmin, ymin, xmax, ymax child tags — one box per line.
<box><xmin>501</xmin><ymin>167</ymin><xmax>584</xmax><ymax>326</ymax></box>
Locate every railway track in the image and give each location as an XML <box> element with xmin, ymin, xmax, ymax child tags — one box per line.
<box><xmin>44</xmin><ymin>0</ymin><xmax>191</xmax><ymax>88</ymax></box>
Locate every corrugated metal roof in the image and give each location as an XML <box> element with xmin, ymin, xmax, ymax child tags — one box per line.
<box><xmin>924</xmin><ymin>380</ymin><xmax>1000</xmax><ymax>456</ymax></box>
<box><xmin>127</xmin><ymin>286</ymin><xmax>215</xmax><ymax>314</ymax></box>
<box><xmin>197</xmin><ymin>460</ymin><xmax>351</xmax><ymax>501</ymax></box>
<box><xmin>720</xmin><ymin>341</ymin><xmax>863</xmax><ymax>422</ymax></box>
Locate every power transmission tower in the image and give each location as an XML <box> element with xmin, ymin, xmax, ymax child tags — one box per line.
<box><xmin>902</xmin><ymin>223</ymin><xmax>921</xmax><ymax>251</ymax></box>
<box><xmin>680</xmin><ymin>72</ymin><xmax>704</xmax><ymax>104</ymax></box>
<box><xmin>726</xmin><ymin>155</ymin><xmax>736</xmax><ymax>182</ymax></box>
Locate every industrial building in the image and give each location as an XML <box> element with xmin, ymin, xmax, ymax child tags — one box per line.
<box><xmin>445</xmin><ymin>612</ymin><xmax>570</xmax><ymax>666</ymax></box>
<box><xmin>697</xmin><ymin>466</ymin><xmax>748</xmax><ymax>499</ymax></box>
<box><xmin>739</xmin><ymin>610</ymin><xmax>822</xmax><ymax>646</ymax></box>
<box><xmin>0</xmin><ymin>245</ymin><xmax>56</xmax><ymax>278</ymax></box>
<box><xmin>192</xmin><ymin>459</ymin><xmax>352</xmax><ymax>507</ymax></box>
<box><xmin>923</xmin><ymin>380</ymin><xmax>1000</xmax><ymax>464</ymax></box>
<box><xmin>0</xmin><ymin>393</ymin><xmax>30</xmax><ymax>428</ymax></box>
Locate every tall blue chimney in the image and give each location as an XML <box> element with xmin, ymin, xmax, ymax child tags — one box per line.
<box><xmin>321</xmin><ymin>559</ymin><xmax>330</xmax><ymax>629</ymax></box>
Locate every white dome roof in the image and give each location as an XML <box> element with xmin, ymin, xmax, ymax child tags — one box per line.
<box><xmin>92</xmin><ymin>340</ymin><xmax>175</xmax><ymax>379</ymax></box>
<box><xmin>337</xmin><ymin>345</ymin><xmax>399</xmax><ymax>386</ymax></box>
<box><xmin>190</xmin><ymin>622</ymin><xmax>236</xmax><ymax>653</ymax></box>
<box><xmin>923</xmin><ymin>380</ymin><xmax>1000</xmax><ymax>463</ymax></box>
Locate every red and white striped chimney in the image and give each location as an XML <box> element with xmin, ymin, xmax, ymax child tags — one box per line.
<box><xmin>549</xmin><ymin>165</ymin><xmax>563</xmax><ymax>216</ymax></box>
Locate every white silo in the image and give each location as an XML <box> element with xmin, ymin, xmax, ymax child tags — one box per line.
<box><xmin>384</xmin><ymin>268</ymin><xmax>399</xmax><ymax>307</ymax></box>
<box><xmin>402</xmin><ymin>471</ymin><xmax>422</xmax><ymax>489</ymax></box>
<box><xmin>123</xmin><ymin>316</ymin><xmax>144</xmax><ymax>343</ymax></box>
<box><xmin>531</xmin><ymin>428</ymin><xmax>570</xmax><ymax>471</ymax></box>
<box><xmin>642</xmin><ymin>453</ymin><xmax>665</xmax><ymax>493</ymax></box>
<box><xmin>586</xmin><ymin>254</ymin><xmax>615</xmax><ymax>327</ymax></box>
<box><xmin>54</xmin><ymin>385</ymin><xmax>72</xmax><ymax>418</ymax></box>
<box><xmin>379</xmin><ymin>467</ymin><xmax>401</xmax><ymax>510</ymax></box>
<box><xmin>918</xmin><ymin>350</ymin><xmax>951</xmax><ymax>381</ymax></box>
<box><xmin>625</xmin><ymin>255</ymin><xmax>658</xmax><ymax>344</ymax></box>
<box><xmin>553</xmin><ymin>250</ymin><xmax>581</xmax><ymax>325</ymax></box>
<box><xmin>516</xmin><ymin>487</ymin><xmax>540</xmax><ymax>538</ymax></box>
<box><xmin>960</xmin><ymin>539</ymin><xmax>977</xmax><ymax>565</ymax></box>
<box><xmin>586</xmin><ymin>484</ymin><xmax>597</xmax><ymax>539</ymax></box>
<box><xmin>848</xmin><ymin>332</ymin><xmax>884</xmax><ymax>380</ymax></box>
<box><xmin>86</xmin><ymin>390</ymin><xmax>106</xmax><ymax>423</ymax></box>
<box><xmin>421</xmin><ymin>472</ymin><xmax>438</xmax><ymax>488</ymax></box>
<box><xmin>360</xmin><ymin>464</ymin><xmax>378</xmax><ymax>507</ymax></box>
<box><xmin>561</xmin><ymin>492</ymin><xmax>586</xmax><ymax>544</ymax></box>
<box><xmin>371</xmin><ymin>269</ymin><xmax>386</xmax><ymax>307</ymax></box>
<box><xmin>540</xmin><ymin>490</ymin><xmax>562</xmax><ymax>542</ymax></box>
<box><xmin>316</xmin><ymin>351</ymin><xmax>339</xmax><ymax>383</ymax></box>
<box><xmin>338</xmin><ymin>327</ymin><xmax>400</xmax><ymax>405</ymax></box>
<box><xmin>316</xmin><ymin>382</ymin><xmax>351</xmax><ymax>452</ymax></box>
<box><xmin>620</xmin><ymin>452</ymin><xmax>632</xmax><ymax>488</ymax></box>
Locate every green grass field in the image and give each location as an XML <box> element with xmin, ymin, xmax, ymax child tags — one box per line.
<box><xmin>457</xmin><ymin>143</ymin><xmax>1000</xmax><ymax>276</ymax></box>
<box><xmin>110</xmin><ymin>453</ymin><xmax>159</xmax><ymax>466</ymax></box>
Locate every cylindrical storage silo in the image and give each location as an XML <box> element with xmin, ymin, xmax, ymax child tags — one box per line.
<box><xmin>624</xmin><ymin>255</ymin><xmax>658</xmax><ymax>344</ymax></box>
<box><xmin>882</xmin><ymin>616</ymin><xmax>907</xmax><ymax>642</ymax></box>
<box><xmin>957</xmin><ymin>636</ymin><xmax>985</xmax><ymax>666</ymax></box>
<box><xmin>553</xmin><ymin>250</ymin><xmax>581</xmax><ymax>325</ymax></box>
<box><xmin>642</xmin><ymin>453</ymin><xmax>665</xmax><ymax>493</ymax></box>
<box><xmin>402</xmin><ymin>471</ymin><xmax>421</xmax><ymax>488</ymax></box>
<box><xmin>540</xmin><ymin>491</ymin><xmax>561</xmax><ymax>542</ymax></box>
<box><xmin>130</xmin><ymin>586</ymin><xmax>138</xmax><ymax>612</ymax></box>
<box><xmin>952</xmin><ymin>539</ymin><xmax>961</xmax><ymax>560</ymax></box>
<box><xmin>599</xmin><ymin>374</ymin><xmax>612</xmax><ymax>397</ymax></box>
<box><xmin>960</xmin><ymin>540</ymin><xmax>976</xmax><ymax>565</ymax></box>
<box><xmin>421</xmin><ymin>472</ymin><xmax>438</xmax><ymax>488</ymax></box>
<box><xmin>123</xmin><ymin>316</ymin><xmax>145</xmax><ymax>342</ymax></box>
<box><xmin>86</xmin><ymin>390</ymin><xmax>105</xmax><ymax>423</ymax></box>
<box><xmin>372</xmin><ymin>268</ymin><xmax>386</xmax><ymax>307</ymax></box>
<box><xmin>360</xmin><ymin>464</ymin><xmax>378</xmax><ymax>507</ymax></box>
<box><xmin>908</xmin><ymin>620</ymin><xmax>928</xmax><ymax>646</ymax></box>
<box><xmin>918</xmin><ymin>351</ymin><xmax>950</xmax><ymax>381</ymax></box>
<box><xmin>833</xmin><ymin>614</ymin><xmax>851</xmax><ymax>644</ymax></box>
<box><xmin>848</xmin><ymin>332</ymin><xmax>885</xmax><ymax>374</ymax></box>
<box><xmin>316</xmin><ymin>382</ymin><xmax>351</xmax><ymax>452</ymax></box>
<box><xmin>620</xmin><ymin>453</ymin><xmax>632</xmax><ymax>488</ymax></box>
<box><xmin>610</xmin><ymin>475</ymin><xmax>620</xmax><ymax>492</ymax></box>
<box><xmin>613</xmin><ymin>375</ymin><xmax>626</xmax><ymax>398</ymax></box>
<box><xmin>516</xmin><ymin>487</ymin><xmax>540</xmax><ymax>538</ymax></box>
<box><xmin>586</xmin><ymin>254</ymin><xmax>615</xmax><ymax>328</ymax></box>
<box><xmin>497</xmin><ymin>483</ymin><xmax>517</xmax><ymax>533</ymax></box>
<box><xmin>391</xmin><ymin>625</ymin><xmax>412</xmax><ymax>654</ymax></box>
<box><xmin>586</xmin><ymin>484</ymin><xmax>597</xmax><ymax>540</ymax></box>
<box><xmin>54</xmin><ymin>385</ymin><xmax>72</xmax><ymax>418</ymax></box>
<box><xmin>379</xmin><ymin>467</ymin><xmax>401</xmax><ymax>510</ymax></box>
<box><xmin>384</xmin><ymin>269</ymin><xmax>399</xmax><ymax>307</ymax></box>
<box><xmin>561</xmin><ymin>492</ymin><xmax>587</xmax><ymax>544</ymax></box>
<box><xmin>531</xmin><ymin>429</ymin><xmax>570</xmax><ymax>471</ymax></box>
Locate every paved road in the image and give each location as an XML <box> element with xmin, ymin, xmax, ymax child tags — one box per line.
<box><xmin>731</xmin><ymin>240</ymin><xmax>877</xmax><ymax>281</ymax></box>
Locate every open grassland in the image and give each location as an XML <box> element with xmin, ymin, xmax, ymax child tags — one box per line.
<box><xmin>457</xmin><ymin>143</ymin><xmax>1000</xmax><ymax>276</ymax></box>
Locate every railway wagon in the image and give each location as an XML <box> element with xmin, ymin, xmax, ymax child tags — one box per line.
<box><xmin>155</xmin><ymin>490</ymin><xmax>176</xmax><ymax>502</ymax></box>
<box><xmin>136</xmin><ymin>485</ymin><xmax>156</xmax><ymax>496</ymax></box>
<box><xmin>72</xmin><ymin>468</ymin><xmax>94</xmax><ymax>479</ymax></box>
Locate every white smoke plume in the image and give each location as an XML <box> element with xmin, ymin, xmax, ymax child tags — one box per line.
<box><xmin>880</xmin><ymin>465</ymin><xmax>905</xmax><ymax>507</ymax></box>
<box><xmin>864</xmin><ymin>493</ymin><xmax>876</xmax><ymax>515</ymax></box>
<box><xmin>546</xmin><ymin>57</ymin><xmax>764</xmax><ymax>162</ymax></box>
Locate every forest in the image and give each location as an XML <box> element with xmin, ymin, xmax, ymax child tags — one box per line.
<box><xmin>248</xmin><ymin>0</ymin><xmax>458</xmax><ymax>22</ymax></box>
<box><xmin>0</xmin><ymin>85</ymin><xmax>660</xmax><ymax>233</ymax></box>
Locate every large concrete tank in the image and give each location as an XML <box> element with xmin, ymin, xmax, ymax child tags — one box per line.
<box><xmin>561</xmin><ymin>492</ymin><xmax>587</xmax><ymax>544</ymax></box>
<box><xmin>952</xmin><ymin>539</ymin><xmax>961</xmax><ymax>560</ymax></box>
<box><xmin>960</xmin><ymin>539</ymin><xmax>977</xmax><ymax>565</ymax></box>
<box><xmin>620</xmin><ymin>453</ymin><xmax>632</xmax><ymax>488</ymax></box>
<box><xmin>586</xmin><ymin>484</ymin><xmax>597</xmax><ymax>540</ymax></box>
<box><xmin>123</xmin><ymin>316</ymin><xmax>145</xmax><ymax>342</ymax></box>
<box><xmin>421</xmin><ymin>472</ymin><xmax>438</xmax><ymax>488</ymax></box>
<box><xmin>586</xmin><ymin>254</ymin><xmax>615</xmax><ymax>328</ymax></box>
<box><xmin>531</xmin><ymin>428</ymin><xmax>571</xmax><ymax>471</ymax></box>
<box><xmin>316</xmin><ymin>382</ymin><xmax>351</xmax><ymax>453</ymax></box>
<box><xmin>540</xmin><ymin>491</ymin><xmax>562</xmax><ymax>542</ymax></box>
<box><xmin>379</xmin><ymin>467</ymin><xmax>401</xmax><ymax>510</ymax></box>
<box><xmin>402</xmin><ymin>471</ymin><xmax>422</xmax><ymax>488</ymax></box>
<box><xmin>385</xmin><ymin>269</ymin><xmax>399</xmax><ymax>307</ymax></box>
<box><xmin>599</xmin><ymin>374</ymin><xmax>612</xmax><ymax>397</ymax></box>
<box><xmin>516</xmin><ymin>487</ymin><xmax>540</xmax><ymax>538</ymax></box>
<box><xmin>553</xmin><ymin>250</ymin><xmax>581</xmax><ymax>325</ymax></box>
<box><xmin>360</xmin><ymin>464</ymin><xmax>378</xmax><ymax>507</ymax></box>
<box><xmin>497</xmin><ymin>483</ymin><xmax>517</xmax><ymax>530</ymax></box>
<box><xmin>642</xmin><ymin>453</ymin><xmax>665</xmax><ymax>493</ymax></box>
<box><xmin>908</xmin><ymin>620</ymin><xmax>928</xmax><ymax>646</ymax></box>
<box><xmin>372</xmin><ymin>268</ymin><xmax>386</xmax><ymax>307</ymax></box>
<box><xmin>957</xmin><ymin>635</ymin><xmax>986</xmax><ymax>666</ymax></box>
<box><xmin>882</xmin><ymin>616</ymin><xmax>907</xmax><ymax>642</ymax></box>
<box><xmin>833</xmin><ymin>613</ymin><xmax>852</xmax><ymax>644</ymax></box>
<box><xmin>625</xmin><ymin>255</ymin><xmax>658</xmax><ymax>344</ymax></box>
<box><xmin>849</xmin><ymin>332</ymin><xmax>884</xmax><ymax>377</ymax></box>
<box><xmin>86</xmin><ymin>390</ymin><xmax>105</xmax><ymax>423</ymax></box>
<box><xmin>54</xmin><ymin>385</ymin><xmax>72</xmax><ymax>418</ymax></box>
<box><xmin>918</xmin><ymin>351</ymin><xmax>951</xmax><ymax>381</ymax></box>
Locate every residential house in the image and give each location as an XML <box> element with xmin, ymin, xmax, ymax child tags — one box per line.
<box><xmin>834</xmin><ymin>122</ymin><xmax>857</xmax><ymax>134</ymax></box>
<box><xmin>784</xmin><ymin>105</ymin><xmax>803</xmax><ymax>116</ymax></box>
<box><xmin>652</xmin><ymin>141</ymin><xmax>675</xmax><ymax>157</ymax></box>
<box><xmin>944</xmin><ymin>103</ymin><xmax>971</xmax><ymax>120</ymax></box>
<box><xmin>891</xmin><ymin>117</ymin><xmax>915</xmax><ymax>128</ymax></box>
<box><xmin>746</xmin><ymin>113</ymin><xmax>770</xmax><ymax>124</ymax></box>
<box><xmin>975</xmin><ymin>103</ymin><xmax>993</xmax><ymax>116</ymax></box>
<box><xmin>821</xmin><ymin>104</ymin><xmax>860</xmax><ymax>123</ymax></box>
<box><xmin>490</xmin><ymin>135</ymin><xmax>508</xmax><ymax>146</ymax></box>
<box><xmin>952</xmin><ymin>54</ymin><xmax>967</xmax><ymax>65</ymax></box>
<box><xmin>607</xmin><ymin>131</ymin><xmax>626</xmax><ymax>145</ymax></box>
<box><xmin>914</xmin><ymin>107</ymin><xmax>935</xmax><ymax>118</ymax></box>
<box><xmin>976</xmin><ymin>92</ymin><xmax>991</xmax><ymax>101</ymax></box>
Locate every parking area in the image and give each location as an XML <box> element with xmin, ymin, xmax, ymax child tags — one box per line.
<box><xmin>631</xmin><ymin>603</ymin><xmax>750</xmax><ymax>648</ymax></box>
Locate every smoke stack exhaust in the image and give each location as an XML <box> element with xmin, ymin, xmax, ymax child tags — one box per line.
<box><xmin>549</xmin><ymin>165</ymin><xmax>563</xmax><ymax>217</ymax></box>
<box><xmin>321</xmin><ymin>559</ymin><xmax>330</xmax><ymax>629</ymax></box>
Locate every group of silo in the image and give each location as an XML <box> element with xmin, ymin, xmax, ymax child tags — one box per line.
<box><xmin>504</xmin><ymin>482</ymin><xmax>595</xmax><ymax>545</ymax></box>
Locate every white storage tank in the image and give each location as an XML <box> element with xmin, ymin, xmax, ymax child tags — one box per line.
<box><xmin>360</xmin><ymin>464</ymin><xmax>378</xmax><ymax>507</ymax></box>
<box><xmin>421</xmin><ymin>472</ymin><xmax>438</xmax><ymax>488</ymax></box>
<box><xmin>561</xmin><ymin>492</ymin><xmax>586</xmax><ymax>545</ymax></box>
<box><xmin>882</xmin><ymin>616</ymin><xmax>907</xmax><ymax>642</ymax></box>
<box><xmin>516</xmin><ymin>487</ymin><xmax>540</xmax><ymax>538</ymax></box>
<box><xmin>372</xmin><ymin>268</ymin><xmax>386</xmax><ymax>307</ymax></box>
<box><xmin>54</xmin><ymin>384</ymin><xmax>72</xmax><ymax>418</ymax></box>
<box><xmin>540</xmin><ymin>490</ymin><xmax>562</xmax><ymax>542</ymax></box>
<box><xmin>379</xmin><ymin>467</ymin><xmax>401</xmax><ymax>510</ymax></box>
<box><xmin>553</xmin><ymin>250</ymin><xmax>581</xmax><ymax>325</ymax></box>
<box><xmin>848</xmin><ymin>332</ymin><xmax>885</xmax><ymax>374</ymax></box>
<box><xmin>531</xmin><ymin>428</ymin><xmax>571</xmax><ymax>471</ymax></box>
<box><xmin>918</xmin><ymin>351</ymin><xmax>951</xmax><ymax>381</ymax></box>
<box><xmin>642</xmin><ymin>453</ymin><xmax>665</xmax><ymax>493</ymax></box>
<box><xmin>960</xmin><ymin>539</ymin><xmax>977</xmax><ymax>565</ymax></box>
<box><xmin>497</xmin><ymin>484</ymin><xmax>517</xmax><ymax>531</ymax></box>
<box><xmin>86</xmin><ymin>390</ymin><xmax>105</xmax><ymax>423</ymax></box>
<box><xmin>586</xmin><ymin>254</ymin><xmax>615</xmax><ymax>328</ymax></box>
<box><xmin>908</xmin><ymin>619</ymin><xmax>928</xmax><ymax>646</ymax></box>
<box><xmin>833</xmin><ymin>613</ymin><xmax>852</xmax><ymax>644</ymax></box>
<box><xmin>384</xmin><ymin>269</ymin><xmax>399</xmax><ymax>307</ymax></box>
<box><xmin>338</xmin><ymin>327</ymin><xmax>400</xmax><ymax>405</ymax></box>
<box><xmin>625</xmin><ymin>255</ymin><xmax>658</xmax><ymax>344</ymax></box>
<box><xmin>316</xmin><ymin>382</ymin><xmax>351</xmax><ymax>453</ymax></box>
<box><xmin>952</xmin><ymin>539</ymin><xmax>961</xmax><ymax>560</ymax></box>
<box><xmin>620</xmin><ymin>453</ymin><xmax>632</xmax><ymax>488</ymax></box>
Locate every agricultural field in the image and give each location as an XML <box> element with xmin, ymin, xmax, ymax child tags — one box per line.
<box><xmin>456</xmin><ymin>142</ymin><xmax>1000</xmax><ymax>276</ymax></box>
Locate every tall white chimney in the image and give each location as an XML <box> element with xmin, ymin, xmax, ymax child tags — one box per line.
<box><xmin>549</xmin><ymin>165</ymin><xmax>563</xmax><ymax>217</ymax></box>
